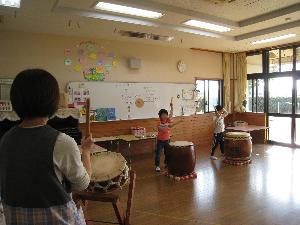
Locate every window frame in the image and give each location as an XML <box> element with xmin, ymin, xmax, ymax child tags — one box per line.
<box><xmin>195</xmin><ymin>78</ymin><xmax>223</xmax><ymax>114</ymax></box>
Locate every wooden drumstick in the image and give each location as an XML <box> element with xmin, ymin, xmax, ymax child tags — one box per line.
<box><xmin>85</xmin><ymin>98</ymin><xmax>90</xmax><ymax>137</ymax></box>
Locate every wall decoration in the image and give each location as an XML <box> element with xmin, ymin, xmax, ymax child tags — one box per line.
<box><xmin>64</xmin><ymin>48</ymin><xmax>71</xmax><ymax>56</ymax></box>
<box><xmin>112</xmin><ymin>59</ymin><xmax>118</xmax><ymax>67</ymax></box>
<box><xmin>96</xmin><ymin>60</ymin><xmax>103</xmax><ymax>66</ymax></box>
<box><xmin>64</xmin><ymin>58</ymin><xmax>72</xmax><ymax>66</ymax></box>
<box><xmin>64</xmin><ymin>41</ymin><xmax>119</xmax><ymax>81</ymax></box>
<box><xmin>104</xmin><ymin>64</ymin><xmax>112</xmax><ymax>71</ymax></box>
<box><xmin>95</xmin><ymin>108</ymin><xmax>107</xmax><ymax>121</ymax></box>
<box><xmin>92</xmin><ymin>107</ymin><xmax>116</xmax><ymax>121</ymax></box>
<box><xmin>74</xmin><ymin>64</ymin><xmax>82</xmax><ymax>72</ymax></box>
<box><xmin>182</xmin><ymin>89</ymin><xmax>194</xmax><ymax>100</ymax></box>
<box><xmin>177</xmin><ymin>60</ymin><xmax>187</xmax><ymax>73</ymax></box>
<box><xmin>78</xmin><ymin>57</ymin><xmax>87</xmax><ymax>65</ymax></box>
<box><xmin>78</xmin><ymin>49</ymin><xmax>84</xmax><ymax>56</ymax></box>
<box><xmin>88</xmin><ymin>52</ymin><xmax>97</xmax><ymax>60</ymax></box>
<box><xmin>108</xmin><ymin>52</ymin><xmax>116</xmax><ymax>58</ymax></box>
<box><xmin>83</xmin><ymin>67</ymin><xmax>105</xmax><ymax>81</ymax></box>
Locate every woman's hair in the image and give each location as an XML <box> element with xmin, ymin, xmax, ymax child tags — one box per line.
<box><xmin>158</xmin><ymin>109</ymin><xmax>168</xmax><ymax>117</ymax></box>
<box><xmin>10</xmin><ymin>69</ymin><xmax>59</xmax><ymax>119</ymax></box>
<box><xmin>215</xmin><ymin>105</ymin><xmax>223</xmax><ymax>112</ymax></box>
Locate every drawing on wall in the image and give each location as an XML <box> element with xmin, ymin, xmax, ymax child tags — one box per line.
<box><xmin>182</xmin><ymin>89</ymin><xmax>194</xmax><ymax>100</ymax></box>
<box><xmin>64</xmin><ymin>41</ymin><xmax>119</xmax><ymax>81</ymax></box>
<box><xmin>135</xmin><ymin>98</ymin><xmax>145</xmax><ymax>108</ymax></box>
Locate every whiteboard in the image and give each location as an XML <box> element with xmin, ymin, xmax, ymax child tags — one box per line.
<box><xmin>67</xmin><ymin>82</ymin><xmax>196</xmax><ymax>120</ymax></box>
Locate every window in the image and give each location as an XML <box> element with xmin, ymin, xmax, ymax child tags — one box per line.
<box><xmin>195</xmin><ymin>79</ymin><xmax>222</xmax><ymax>113</ymax></box>
<box><xmin>268</xmin><ymin>48</ymin><xmax>294</xmax><ymax>73</ymax></box>
<box><xmin>268</xmin><ymin>77</ymin><xmax>292</xmax><ymax>114</ymax></box>
<box><xmin>269</xmin><ymin>49</ymin><xmax>280</xmax><ymax>73</ymax></box>
<box><xmin>247</xmin><ymin>54</ymin><xmax>262</xmax><ymax>74</ymax></box>
<box><xmin>247</xmin><ymin>79</ymin><xmax>265</xmax><ymax>113</ymax></box>
<box><xmin>281</xmin><ymin>48</ymin><xmax>293</xmax><ymax>72</ymax></box>
<box><xmin>296</xmin><ymin>47</ymin><xmax>300</xmax><ymax>71</ymax></box>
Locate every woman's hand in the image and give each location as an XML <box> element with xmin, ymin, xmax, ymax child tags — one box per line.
<box><xmin>81</xmin><ymin>135</ymin><xmax>93</xmax><ymax>178</ymax></box>
<box><xmin>81</xmin><ymin>135</ymin><xmax>94</xmax><ymax>151</ymax></box>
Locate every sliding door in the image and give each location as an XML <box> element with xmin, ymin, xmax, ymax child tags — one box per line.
<box><xmin>268</xmin><ymin>77</ymin><xmax>293</xmax><ymax>144</ymax></box>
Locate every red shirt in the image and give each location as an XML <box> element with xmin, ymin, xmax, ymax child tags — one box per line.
<box><xmin>157</xmin><ymin>118</ymin><xmax>171</xmax><ymax>141</ymax></box>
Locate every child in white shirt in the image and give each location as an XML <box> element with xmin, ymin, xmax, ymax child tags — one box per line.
<box><xmin>210</xmin><ymin>105</ymin><xmax>228</xmax><ymax>160</ymax></box>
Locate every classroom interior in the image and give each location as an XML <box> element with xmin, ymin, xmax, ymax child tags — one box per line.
<box><xmin>1</xmin><ymin>0</ymin><xmax>300</xmax><ymax>225</ymax></box>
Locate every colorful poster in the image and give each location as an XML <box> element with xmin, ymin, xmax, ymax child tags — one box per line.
<box><xmin>64</xmin><ymin>41</ymin><xmax>119</xmax><ymax>81</ymax></box>
<box><xmin>107</xmin><ymin>108</ymin><xmax>116</xmax><ymax>120</ymax></box>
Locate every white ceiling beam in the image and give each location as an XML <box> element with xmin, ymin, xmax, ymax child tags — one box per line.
<box><xmin>235</xmin><ymin>20</ymin><xmax>300</xmax><ymax>41</ymax></box>
<box><xmin>239</xmin><ymin>3</ymin><xmax>300</xmax><ymax>27</ymax></box>
<box><xmin>53</xmin><ymin>6</ymin><xmax>233</xmax><ymax>40</ymax></box>
<box><xmin>108</xmin><ymin>0</ymin><xmax>239</xmax><ymax>27</ymax></box>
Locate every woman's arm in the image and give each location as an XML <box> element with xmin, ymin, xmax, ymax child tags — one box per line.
<box><xmin>53</xmin><ymin>134</ymin><xmax>93</xmax><ymax>192</ymax></box>
<box><xmin>81</xmin><ymin>136</ymin><xmax>93</xmax><ymax>178</ymax></box>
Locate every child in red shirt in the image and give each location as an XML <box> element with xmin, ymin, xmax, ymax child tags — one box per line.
<box><xmin>155</xmin><ymin>106</ymin><xmax>172</xmax><ymax>172</ymax></box>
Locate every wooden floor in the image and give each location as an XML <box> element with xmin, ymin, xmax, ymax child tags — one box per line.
<box><xmin>86</xmin><ymin>144</ymin><xmax>300</xmax><ymax>225</ymax></box>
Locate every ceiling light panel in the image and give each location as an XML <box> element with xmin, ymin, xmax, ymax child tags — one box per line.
<box><xmin>95</xmin><ymin>2</ymin><xmax>163</xmax><ymax>19</ymax></box>
<box><xmin>251</xmin><ymin>34</ymin><xmax>296</xmax><ymax>45</ymax></box>
<box><xmin>0</xmin><ymin>0</ymin><xmax>20</xmax><ymax>8</ymax></box>
<box><xmin>183</xmin><ymin>19</ymin><xmax>231</xmax><ymax>32</ymax></box>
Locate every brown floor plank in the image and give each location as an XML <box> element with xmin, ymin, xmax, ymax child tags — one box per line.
<box><xmin>86</xmin><ymin>144</ymin><xmax>300</xmax><ymax>225</ymax></box>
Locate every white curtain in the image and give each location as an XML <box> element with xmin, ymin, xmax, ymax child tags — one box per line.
<box><xmin>234</xmin><ymin>52</ymin><xmax>247</xmax><ymax>112</ymax></box>
<box><xmin>222</xmin><ymin>53</ymin><xmax>231</xmax><ymax>113</ymax></box>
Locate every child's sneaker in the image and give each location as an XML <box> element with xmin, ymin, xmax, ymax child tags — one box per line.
<box><xmin>210</xmin><ymin>156</ymin><xmax>218</xmax><ymax>160</ymax></box>
<box><xmin>155</xmin><ymin>166</ymin><xmax>161</xmax><ymax>172</ymax></box>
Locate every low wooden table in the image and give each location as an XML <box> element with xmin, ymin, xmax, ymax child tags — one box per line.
<box><xmin>226</xmin><ymin>125</ymin><xmax>268</xmax><ymax>132</ymax></box>
<box><xmin>226</xmin><ymin>125</ymin><xmax>268</xmax><ymax>143</ymax></box>
<box><xmin>94</xmin><ymin>133</ymin><xmax>157</xmax><ymax>165</ymax></box>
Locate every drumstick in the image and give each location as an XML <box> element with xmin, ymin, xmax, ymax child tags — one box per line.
<box><xmin>85</xmin><ymin>98</ymin><xmax>90</xmax><ymax>137</ymax></box>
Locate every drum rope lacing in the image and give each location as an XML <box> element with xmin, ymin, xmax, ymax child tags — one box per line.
<box><xmin>224</xmin><ymin>136</ymin><xmax>252</xmax><ymax>141</ymax></box>
<box><xmin>88</xmin><ymin>165</ymin><xmax>129</xmax><ymax>193</ymax></box>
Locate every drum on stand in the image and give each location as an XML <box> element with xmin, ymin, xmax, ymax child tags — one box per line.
<box><xmin>165</xmin><ymin>141</ymin><xmax>196</xmax><ymax>176</ymax></box>
<box><xmin>88</xmin><ymin>151</ymin><xmax>129</xmax><ymax>193</ymax></box>
<box><xmin>224</xmin><ymin>132</ymin><xmax>252</xmax><ymax>165</ymax></box>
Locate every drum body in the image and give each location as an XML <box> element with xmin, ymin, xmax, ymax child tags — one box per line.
<box><xmin>224</xmin><ymin>132</ymin><xmax>252</xmax><ymax>162</ymax></box>
<box><xmin>165</xmin><ymin>141</ymin><xmax>196</xmax><ymax>176</ymax></box>
<box><xmin>88</xmin><ymin>151</ymin><xmax>129</xmax><ymax>193</ymax></box>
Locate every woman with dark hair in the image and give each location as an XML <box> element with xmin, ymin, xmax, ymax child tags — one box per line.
<box><xmin>0</xmin><ymin>69</ymin><xmax>92</xmax><ymax>225</ymax></box>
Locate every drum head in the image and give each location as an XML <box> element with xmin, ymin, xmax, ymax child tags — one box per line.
<box><xmin>226</xmin><ymin>132</ymin><xmax>250</xmax><ymax>138</ymax></box>
<box><xmin>91</xmin><ymin>151</ymin><xmax>127</xmax><ymax>182</ymax></box>
<box><xmin>169</xmin><ymin>141</ymin><xmax>194</xmax><ymax>147</ymax></box>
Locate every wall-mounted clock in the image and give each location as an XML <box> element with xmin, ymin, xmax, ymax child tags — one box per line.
<box><xmin>177</xmin><ymin>60</ymin><xmax>187</xmax><ymax>73</ymax></box>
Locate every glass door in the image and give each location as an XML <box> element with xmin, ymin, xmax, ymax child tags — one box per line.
<box><xmin>268</xmin><ymin>77</ymin><xmax>293</xmax><ymax>144</ymax></box>
<box><xmin>295</xmin><ymin>80</ymin><xmax>300</xmax><ymax>145</ymax></box>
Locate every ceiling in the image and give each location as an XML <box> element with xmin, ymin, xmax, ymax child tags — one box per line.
<box><xmin>0</xmin><ymin>0</ymin><xmax>300</xmax><ymax>52</ymax></box>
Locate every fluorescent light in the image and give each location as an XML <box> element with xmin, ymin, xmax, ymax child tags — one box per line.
<box><xmin>183</xmin><ymin>19</ymin><xmax>231</xmax><ymax>32</ymax></box>
<box><xmin>95</xmin><ymin>2</ymin><xmax>163</xmax><ymax>19</ymax></box>
<box><xmin>0</xmin><ymin>0</ymin><xmax>20</xmax><ymax>8</ymax></box>
<box><xmin>251</xmin><ymin>34</ymin><xmax>296</xmax><ymax>45</ymax></box>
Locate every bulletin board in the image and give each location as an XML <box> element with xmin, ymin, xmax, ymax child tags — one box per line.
<box><xmin>67</xmin><ymin>82</ymin><xmax>196</xmax><ymax>122</ymax></box>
